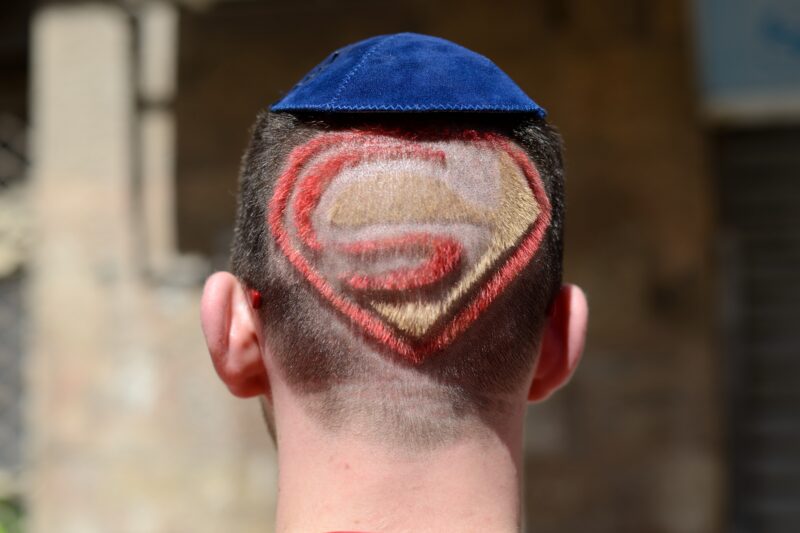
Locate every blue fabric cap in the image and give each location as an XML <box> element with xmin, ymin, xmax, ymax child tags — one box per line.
<box><xmin>271</xmin><ymin>33</ymin><xmax>546</xmax><ymax>117</ymax></box>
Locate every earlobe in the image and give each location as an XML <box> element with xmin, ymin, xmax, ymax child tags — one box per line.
<box><xmin>200</xmin><ymin>272</ymin><xmax>270</xmax><ymax>398</ymax></box>
<box><xmin>528</xmin><ymin>284</ymin><xmax>588</xmax><ymax>402</ymax></box>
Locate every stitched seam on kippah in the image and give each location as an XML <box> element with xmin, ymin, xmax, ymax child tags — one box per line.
<box><xmin>329</xmin><ymin>34</ymin><xmax>402</xmax><ymax>107</ymax></box>
<box><xmin>273</xmin><ymin>103</ymin><xmax>546</xmax><ymax>114</ymax></box>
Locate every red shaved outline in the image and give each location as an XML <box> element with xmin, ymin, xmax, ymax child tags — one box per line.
<box><xmin>268</xmin><ymin>130</ymin><xmax>552</xmax><ymax>364</ymax></box>
<box><xmin>340</xmin><ymin>234</ymin><xmax>463</xmax><ymax>292</ymax></box>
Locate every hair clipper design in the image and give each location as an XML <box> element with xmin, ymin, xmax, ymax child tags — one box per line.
<box><xmin>269</xmin><ymin>129</ymin><xmax>551</xmax><ymax>363</ymax></box>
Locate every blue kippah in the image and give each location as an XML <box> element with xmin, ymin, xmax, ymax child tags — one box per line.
<box><xmin>270</xmin><ymin>33</ymin><xmax>546</xmax><ymax>117</ymax></box>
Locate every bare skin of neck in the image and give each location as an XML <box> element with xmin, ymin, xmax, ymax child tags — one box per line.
<box><xmin>271</xmin><ymin>380</ymin><xmax>527</xmax><ymax>533</ymax></box>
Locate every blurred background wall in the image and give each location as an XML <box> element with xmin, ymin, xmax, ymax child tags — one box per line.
<box><xmin>0</xmin><ymin>0</ymin><xmax>797</xmax><ymax>532</ymax></box>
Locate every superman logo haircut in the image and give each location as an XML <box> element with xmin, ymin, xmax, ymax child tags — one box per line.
<box><xmin>232</xmin><ymin>113</ymin><xmax>565</xmax><ymax>445</ymax></box>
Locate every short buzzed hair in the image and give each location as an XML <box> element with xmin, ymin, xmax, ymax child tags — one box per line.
<box><xmin>232</xmin><ymin>111</ymin><xmax>565</xmax><ymax>447</ymax></box>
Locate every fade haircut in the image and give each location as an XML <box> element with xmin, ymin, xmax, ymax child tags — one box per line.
<box><xmin>232</xmin><ymin>112</ymin><xmax>565</xmax><ymax>448</ymax></box>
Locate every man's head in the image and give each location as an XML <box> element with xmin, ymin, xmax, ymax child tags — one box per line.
<box><xmin>200</xmin><ymin>34</ymin><xmax>587</xmax><ymax>450</ymax></box>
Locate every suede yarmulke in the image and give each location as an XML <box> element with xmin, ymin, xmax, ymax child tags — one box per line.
<box><xmin>271</xmin><ymin>33</ymin><xmax>546</xmax><ymax>116</ymax></box>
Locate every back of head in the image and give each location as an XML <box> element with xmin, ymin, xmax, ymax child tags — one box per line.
<box><xmin>231</xmin><ymin>111</ymin><xmax>565</xmax><ymax>448</ymax></box>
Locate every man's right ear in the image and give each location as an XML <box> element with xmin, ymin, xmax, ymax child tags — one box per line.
<box><xmin>200</xmin><ymin>272</ymin><xmax>270</xmax><ymax>398</ymax></box>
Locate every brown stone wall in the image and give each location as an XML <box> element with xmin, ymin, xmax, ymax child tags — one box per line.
<box><xmin>176</xmin><ymin>1</ymin><xmax>720</xmax><ymax>532</ymax></box>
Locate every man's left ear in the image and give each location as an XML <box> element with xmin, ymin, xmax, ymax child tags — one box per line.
<box><xmin>528</xmin><ymin>284</ymin><xmax>588</xmax><ymax>402</ymax></box>
<box><xmin>200</xmin><ymin>272</ymin><xmax>269</xmax><ymax>398</ymax></box>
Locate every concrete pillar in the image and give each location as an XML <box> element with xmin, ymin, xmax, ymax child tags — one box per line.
<box><xmin>138</xmin><ymin>1</ymin><xmax>178</xmax><ymax>276</ymax></box>
<box><xmin>28</xmin><ymin>4</ymin><xmax>277</xmax><ymax>532</ymax></box>
<box><xmin>28</xmin><ymin>4</ymin><xmax>139</xmax><ymax>532</ymax></box>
